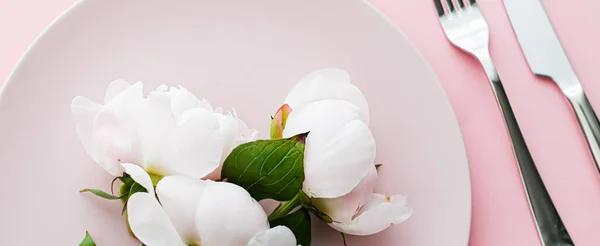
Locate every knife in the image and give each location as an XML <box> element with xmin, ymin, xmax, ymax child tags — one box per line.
<box><xmin>502</xmin><ymin>0</ymin><xmax>592</xmax><ymax>245</ymax></box>
<box><xmin>503</xmin><ymin>0</ymin><xmax>600</xmax><ymax>180</ymax></box>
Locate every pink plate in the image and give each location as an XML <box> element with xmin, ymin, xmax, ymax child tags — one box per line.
<box><xmin>0</xmin><ymin>0</ymin><xmax>471</xmax><ymax>245</ymax></box>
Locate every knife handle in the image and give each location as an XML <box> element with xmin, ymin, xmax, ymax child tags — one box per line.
<box><xmin>478</xmin><ymin>55</ymin><xmax>574</xmax><ymax>246</ymax></box>
<box><xmin>566</xmin><ymin>87</ymin><xmax>600</xmax><ymax>175</ymax></box>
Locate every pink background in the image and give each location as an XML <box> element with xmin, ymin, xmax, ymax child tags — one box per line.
<box><xmin>2</xmin><ymin>0</ymin><xmax>600</xmax><ymax>245</ymax></box>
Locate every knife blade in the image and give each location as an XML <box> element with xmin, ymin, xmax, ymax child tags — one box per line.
<box><xmin>504</xmin><ymin>0</ymin><xmax>600</xmax><ymax>191</ymax></box>
<box><xmin>503</xmin><ymin>0</ymin><xmax>576</xmax><ymax>85</ymax></box>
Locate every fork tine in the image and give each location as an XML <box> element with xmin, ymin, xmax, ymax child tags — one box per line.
<box><xmin>445</xmin><ymin>0</ymin><xmax>455</xmax><ymax>12</ymax></box>
<box><xmin>457</xmin><ymin>0</ymin><xmax>465</xmax><ymax>8</ymax></box>
<box><xmin>434</xmin><ymin>0</ymin><xmax>445</xmax><ymax>16</ymax></box>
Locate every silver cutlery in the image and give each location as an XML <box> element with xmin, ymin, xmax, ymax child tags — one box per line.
<box><xmin>503</xmin><ymin>0</ymin><xmax>600</xmax><ymax>178</ymax></box>
<box><xmin>433</xmin><ymin>0</ymin><xmax>573</xmax><ymax>245</ymax></box>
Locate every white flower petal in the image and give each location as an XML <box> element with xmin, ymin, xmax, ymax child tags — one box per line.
<box><xmin>235</xmin><ymin>123</ymin><xmax>259</xmax><ymax>148</ymax></box>
<box><xmin>284</xmin><ymin>100</ymin><xmax>375</xmax><ymax>198</ymax></box>
<box><xmin>87</xmin><ymin>81</ymin><xmax>145</xmax><ymax>176</ymax></box>
<box><xmin>103</xmin><ymin>81</ymin><xmax>145</xmax><ymax>115</ymax></box>
<box><xmin>104</xmin><ymin>79</ymin><xmax>132</xmax><ymax>104</ymax></box>
<box><xmin>155</xmin><ymin>84</ymin><xmax>169</xmax><ymax>92</ymax></box>
<box><xmin>297</xmin><ymin>119</ymin><xmax>375</xmax><ymax>198</ymax></box>
<box><xmin>199</xmin><ymin>114</ymin><xmax>239</xmax><ymax>180</ymax></box>
<box><xmin>213</xmin><ymin>107</ymin><xmax>223</xmax><ymax>114</ymax></box>
<box><xmin>142</xmin><ymin>89</ymin><xmax>177</xmax><ymax>135</ymax></box>
<box><xmin>156</xmin><ymin>176</ymin><xmax>207</xmax><ymax>243</ymax></box>
<box><xmin>195</xmin><ymin>182</ymin><xmax>270</xmax><ymax>246</ymax></box>
<box><xmin>231</xmin><ymin>116</ymin><xmax>258</xmax><ymax>148</ymax></box>
<box><xmin>311</xmin><ymin>165</ymin><xmax>378</xmax><ymax>223</ymax></box>
<box><xmin>169</xmin><ymin>86</ymin><xmax>202</xmax><ymax>124</ymax></box>
<box><xmin>92</xmin><ymin>120</ymin><xmax>129</xmax><ymax>175</ymax></box>
<box><xmin>284</xmin><ymin>68</ymin><xmax>369</xmax><ymax>124</ymax></box>
<box><xmin>71</xmin><ymin>96</ymin><xmax>102</xmax><ymax>163</ymax></box>
<box><xmin>138</xmin><ymin>91</ymin><xmax>177</xmax><ymax>172</ymax></box>
<box><xmin>217</xmin><ymin>113</ymin><xmax>259</xmax><ymax>159</ymax></box>
<box><xmin>127</xmin><ymin>192</ymin><xmax>186</xmax><ymax>246</ymax></box>
<box><xmin>203</xmin><ymin>113</ymin><xmax>258</xmax><ymax>181</ymax></box>
<box><xmin>158</xmin><ymin>112</ymin><xmax>224</xmax><ymax>178</ymax></box>
<box><xmin>93</xmin><ymin>108</ymin><xmax>141</xmax><ymax>175</ymax></box>
<box><xmin>140</xmin><ymin>90</ymin><xmax>224</xmax><ymax>178</ymax></box>
<box><xmin>122</xmin><ymin>163</ymin><xmax>154</xmax><ymax>195</ymax></box>
<box><xmin>99</xmin><ymin>154</ymin><xmax>122</xmax><ymax>177</ymax></box>
<box><xmin>246</xmin><ymin>226</ymin><xmax>297</xmax><ymax>246</ymax></box>
<box><xmin>215</xmin><ymin>113</ymin><xmax>240</xmax><ymax>153</ymax></box>
<box><xmin>283</xmin><ymin>99</ymin><xmax>362</xmax><ymax>141</ymax></box>
<box><xmin>197</xmin><ymin>98</ymin><xmax>214</xmax><ymax>112</ymax></box>
<box><xmin>178</xmin><ymin>108</ymin><xmax>218</xmax><ymax>128</ymax></box>
<box><xmin>329</xmin><ymin>194</ymin><xmax>413</xmax><ymax>236</ymax></box>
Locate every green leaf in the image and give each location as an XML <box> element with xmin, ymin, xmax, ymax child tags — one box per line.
<box><xmin>270</xmin><ymin>208</ymin><xmax>312</xmax><ymax>246</ymax></box>
<box><xmin>221</xmin><ymin>133</ymin><xmax>308</xmax><ymax>201</ymax></box>
<box><xmin>118</xmin><ymin>174</ymin><xmax>135</xmax><ymax>204</ymax></box>
<box><xmin>80</xmin><ymin>189</ymin><xmax>121</xmax><ymax>200</ymax></box>
<box><xmin>128</xmin><ymin>182</ymin><xmax>147</xmax><ymax>197</ymax></box>
<box><xmin>78</xmin><ymin>231</ymin><xmax>96</xmax><ymax>246</ymax></box>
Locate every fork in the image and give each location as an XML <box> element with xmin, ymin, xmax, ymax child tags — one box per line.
<box><xmin>434</xmin><ymin>0</ymin><xmax>573</xmax><ymax>245</ymax></box>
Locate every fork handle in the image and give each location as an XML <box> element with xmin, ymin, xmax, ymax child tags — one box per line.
<box><xmin>566</xmin><ymin>87</ymin><xmax>600</xmax><ymax>174</ymax></box>
<box><xmin>480</xmin><ymin>58</ymin><xmax>574</xmax><ymax>246</ymax></box>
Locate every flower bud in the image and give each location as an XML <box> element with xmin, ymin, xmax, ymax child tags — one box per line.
<box><xmin>269</xmin><ymin>104</ymin><xmax>292</xmax><ymax>139</ymax></box>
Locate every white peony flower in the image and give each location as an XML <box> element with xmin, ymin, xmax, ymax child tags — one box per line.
<box><xmin>273</xmin><ymin>68</ymin><xmax>412</xmax><ymax>235</ymax></box>
<box><xmin>71</xmin><ymin>80</ymin><xmax>257</xmax><ymax>179</ymax></box>
<box><xmin>123</xmin><ymin>164</ymin><xmax>297</xmax><ymax>246</ymax></box>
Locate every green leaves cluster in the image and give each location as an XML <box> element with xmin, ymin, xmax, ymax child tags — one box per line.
<box><xmin>221</xmin><ymin>133</ymin><xmax>307</xmax><ymax>201</ymax></box>
<box><xmin>222</xmin><ymin>133</ymin><xmax>314</xmax><ymax>245</ymax></box>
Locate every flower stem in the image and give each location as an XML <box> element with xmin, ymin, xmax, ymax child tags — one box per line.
<box><xmin>268</xmin><ymin>192</ymin><xmax>303</xmax><ymax>221</ymax></box>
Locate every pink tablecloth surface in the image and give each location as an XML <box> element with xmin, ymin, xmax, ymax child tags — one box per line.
<box><xmin>2</xmin><ymin>0</ymin><xmax>600</xmax><ymax>245</ymax></box>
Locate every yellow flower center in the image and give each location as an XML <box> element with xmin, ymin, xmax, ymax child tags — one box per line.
<box><xmin>147</xmin><ymin>172</ymin><xmax>163</xmax><ymax>186</ymax></box>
